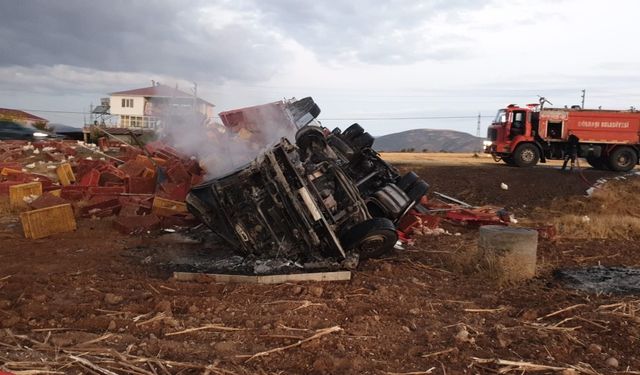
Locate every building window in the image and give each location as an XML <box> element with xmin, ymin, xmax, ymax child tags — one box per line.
<box><xmin>120</xmin><ymin>115</ymin><xmax>130</xmax><ymax>128</ymax></box>
<box><xmin>130</xmin><ymin>116</ymin><xmax>141</xmax><ymax>128</ymax></box>
<box><xmin>121</xmin><ymin>98</ymin><xmax>134</xmax><ymax>108</ymax></box>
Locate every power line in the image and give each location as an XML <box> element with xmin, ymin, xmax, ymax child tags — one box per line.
<box><xmin>13</xmin><ymin>108</ymin><xmax>493</xmax><ymax>121</ymax></box>
<box><xmin>320</xmin><ymin>115</ymin><xmax>492</xmax><ymax>121</ymax></box>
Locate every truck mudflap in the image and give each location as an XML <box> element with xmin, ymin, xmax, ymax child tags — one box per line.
<box><xmin>533</xmin><ymin>134</ymin><xmax>548</xmax><ymax>163</ymax></box>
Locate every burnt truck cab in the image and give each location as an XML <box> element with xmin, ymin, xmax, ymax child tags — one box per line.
<box><xmin>484</xmin><ymin>104</ymin><xmax>544</xmax><ymax>167</ymax></box>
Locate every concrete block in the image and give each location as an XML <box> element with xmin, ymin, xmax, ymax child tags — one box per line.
<box><xmin>477</xmin><ymin>225</ymin><xmax>538</xmax><ymax>283</ymax></box>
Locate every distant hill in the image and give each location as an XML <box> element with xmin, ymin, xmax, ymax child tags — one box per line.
<box><xmin>373</xmin><ymin>129</ymin><xmax>483</xmax><ymax>152</ymax></box>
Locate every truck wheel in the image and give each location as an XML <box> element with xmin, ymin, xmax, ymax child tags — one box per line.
<box><xmin>295</xmin><ymin>126</ymin><xmax>326</xmax><ymax>151</ymax></box>
<box><xmin>397</xmin><ymin>172</ymin><xmax>419</xmax><ymax>190</ymax></box>
<box><xmin>351</xmin><ymin>132</ymin><xmax>375</xmax><ymax>150</ymax></box>
<box><xmin>586</xmin><ymin>155</ymin><xmax>608</xmax><ymax>170</ymax></box>
<box><xmin>608</xmin><ymin>147</ymin><xmax>638</xmax><ymax>172</ymax></box>
<box><xmin>342</xmin><ymin>123</ymin><xmax>364</xmax><ymax>142</ymax></box>
<box><xmin>513</xmin><ymin>144</ymin><xmax>540</xmax><ymax>167</ymax></box>
<box><xmin>328</xmin><ymin>135</ymin><xmax>355</xmax><ymax>160</ymax></box>
<box><xmin>340</xmin><ymin>218</ymin><xmax>397</xmax><ymax>259</ymax></box>
<box><xmin>405</xmin><ymin>180</ymin><xmax>429</xmax><ymax>202</ymax></box>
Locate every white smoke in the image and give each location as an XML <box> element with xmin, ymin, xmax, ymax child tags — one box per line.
<box><xmin>157</xmin><ymin>99</ymin><xmax>299</xmax><ymax>179</ymax></box>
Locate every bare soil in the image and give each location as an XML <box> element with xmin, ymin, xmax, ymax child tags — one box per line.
<box><xmin>1</xmin><ymin>156</ymin><xmax>639</xmax><ymax>374</ymax></box>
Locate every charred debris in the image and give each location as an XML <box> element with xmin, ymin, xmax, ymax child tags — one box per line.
<box><xmin>186</xmin><ymin>97</ymin><xmax>429</xmax><ymax>268</ymax></box>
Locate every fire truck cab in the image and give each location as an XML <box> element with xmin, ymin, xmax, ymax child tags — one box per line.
<box><xmin>484</xmin><ymin>102</ymin><xmax>640</xmax><ymax>172</ymax></box>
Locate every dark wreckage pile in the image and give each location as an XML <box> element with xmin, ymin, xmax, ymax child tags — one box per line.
<box><xmin>187</xmin><ymin>97</ymin><xmax>430</xmax><ymax>267</ymax></box>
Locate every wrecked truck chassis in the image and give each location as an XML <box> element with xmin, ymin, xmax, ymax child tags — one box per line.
<box><xmin>187</xmin><ymin>138</ymin><xmax>392</xmax><ymax>260</ymax></box>
<box><xmin>187</xmin><ymin>105</ymin><xmax>428</xmax><ymax>262</ymax></box>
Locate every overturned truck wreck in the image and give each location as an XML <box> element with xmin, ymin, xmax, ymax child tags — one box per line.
<box><xmin>186</xmin><ymin>98</ymin><xmax>428</xmax><ymax>264</ymax></box>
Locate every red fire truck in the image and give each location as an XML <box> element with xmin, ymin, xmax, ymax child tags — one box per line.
<box><xmin>484</xmin><ymin>102</ymin><xmax>640</xmax><ymax>171</ymax></box>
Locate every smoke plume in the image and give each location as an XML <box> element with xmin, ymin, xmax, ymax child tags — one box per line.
<box><xmin>158</xmin><ymin>100</ymin><xmax>299</xmax><ymax>180</ymax></box>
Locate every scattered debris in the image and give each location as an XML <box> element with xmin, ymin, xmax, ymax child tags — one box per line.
<box><xmin>1</xmin><ymin>138</ymin><xmax>206</xmax><ymax>238</ymax></box>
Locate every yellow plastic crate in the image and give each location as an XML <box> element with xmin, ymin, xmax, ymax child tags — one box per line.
<box><xmin>56</xmin><ymin>163</ymin><xmax>76</xmax><ymax>186</ymax></box>
<box><xmin>152</xmin><ymin>196</ymin><xmax>188</xmax><ymax>214</ymax></box>
<box><xmin>9</xmin><ymin>181</ymin><xmax>43</xmax><ymax>208</ymax></box>
<box><xmin>20</xmin><ymin>203</ymin><xmax>77</xmax><ymax>239</ymax></box>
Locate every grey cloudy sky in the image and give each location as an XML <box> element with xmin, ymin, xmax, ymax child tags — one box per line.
<box><xmin>1</xmin><ymin>0</ymin><xmax>639</xmax><ymax>135</ymax></box>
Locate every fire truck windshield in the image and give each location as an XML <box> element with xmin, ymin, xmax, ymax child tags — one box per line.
<box><xmin>494</xmin><ymin>109</ymin><xmax>506</xmax><ymax>124</ymax></box>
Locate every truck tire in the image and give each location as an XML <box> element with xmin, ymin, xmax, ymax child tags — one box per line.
<box><xmin>608</xmin><ymin>147</ymin><xmax>638</xmax><ymax>172</ymax></box>
<box><xmin>586</xmin><ymin>155</ymin><xmax>609</xmax><ymax>170</ymax></box>
<box><xmin>340</xmin><ymin>218</ymin><xmax>397</xmax><ymax>259</ymax></box>
<box><xmin>351</xmin><ymin>132</ymin><xmax>375</xmax><ymax>150</ymax></box>
<box><xmin>397</xmin><ymin>172</ymin><xmax>419</xmax><ymax>190</ymax></box>
<box><xmin>342</xmin><ymin>123</ymin><xmax>364</xmax><ymax>142</ymax></box>
<box><xmin>405</xmin><ymin>180</ymin><xmax>429</xmax><ymax>202</ymax></box>
<box><xmin>513</xmin><ymin>143</ymin><xmax>540</xmax><ymax>167</ymax></box>
<box><xmin>328</xmin><ymin>135</ymin><xmax>355</xmax><ymax>160</ymax></box>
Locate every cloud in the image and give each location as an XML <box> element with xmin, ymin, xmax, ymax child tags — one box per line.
<box><xmin>247</xmin><ymin>0</ymin><xmax>489</xmax><ymax>64</ymax></box>
<box><xmin>0</xmin><ymin>0</ymin><xmax>491</xmax><ymax>93</ymax></box>
<box><xmin>0</xmin><ymin>65</ymin><xmax>161</xmax><ymax>95</ymax></box>
<box><xmin>0</xmin><ymin>0</ymin><xmax>290</xmax><ymax>82</ymax></box>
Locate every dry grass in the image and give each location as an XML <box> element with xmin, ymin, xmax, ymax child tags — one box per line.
<box><xmin>555</xmin><ymin>214</ymin><xmax>640</xmax><ymax>240</ymax></box>
<box><xmin>552</xmin><ymin>177</ymin><xmax>640</xmax><ymax>239</ymax></box>
<box><xmin>380</xmin><ymin>152</ymin><xmax>567</xmax><ymax>167</ymax></box>
<box><xmin>380</xmin><ymin>152</ymin><xmax>494</xmax><ymax>165</ymax></box>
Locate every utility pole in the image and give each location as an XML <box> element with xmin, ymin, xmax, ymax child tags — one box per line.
<box><xmin>476</xmin><ymin>112</ymin><xmax>481</xmax><ymax>137</ymax></box>
<box><xmin>581</xmin><ymin>89</ymin><xmax>586</xmax><ymax>109</ymax></box>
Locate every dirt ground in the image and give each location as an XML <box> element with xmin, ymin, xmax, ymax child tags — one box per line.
<box><xmin>1</xmin><ymin>154</ymin><xmax>639</xmax><ymax>374</ymax></box>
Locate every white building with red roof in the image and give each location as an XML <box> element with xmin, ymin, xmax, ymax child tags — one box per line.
<box><xmin>109</xmin><ymin>83</ymin><xmax>215</xmax><ymax>129</ymax></box>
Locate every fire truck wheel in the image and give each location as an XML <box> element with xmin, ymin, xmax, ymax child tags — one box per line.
<box><xmin>608</xmin><ymin>147</ymin><xmax>638</xmax><ymax>172</ymax></box>
<box><xmin>341</xmin><ymin>218</ymin><xmax>398</xmax><ymax>259</ymax></box>
<box><xmin>513</xmin><ymin>143</ymin><xmax>540</xmax><ymax>167</ymax></box>
<box><xmin>586</xmin><ymin>155</ymin><xmax>609</xmax><ymax>170</ymax></box>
